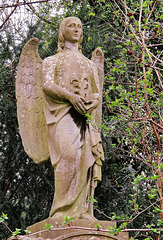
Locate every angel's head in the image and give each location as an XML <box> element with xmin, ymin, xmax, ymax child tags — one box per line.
<box><xmin>57</xmin><ymin>17</ymin><xmax>83</xmax><ymax>53</ymax></box>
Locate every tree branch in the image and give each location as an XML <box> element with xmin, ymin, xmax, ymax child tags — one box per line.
<box><xmin>0</xmin><ymin>0</ymin><xmax>19</xmax><ymax>29</ymax></box>
<box><xmin>0</xmin><ymin>0</ymin><xmax>50</xmax><ymax>9</ymax></box>
<box><xmin>128</xmin><ymin>118</ymin><xmax>163</xmax><ymax>131</ymax></box>
<box><xmin>24</xmin><ymin>0</ymin><xmax>54</xmax><ymax>25</ymax></box>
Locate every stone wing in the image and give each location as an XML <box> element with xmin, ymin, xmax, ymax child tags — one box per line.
<box><xmin>16</xmin><ymin>38</ymin><xmax>49</xmax><ymax>164</ymax></box>
<box><xmin>91</xmin><ymin>48</ymin><xmax>104</xmax><ymax>127</ymax></box>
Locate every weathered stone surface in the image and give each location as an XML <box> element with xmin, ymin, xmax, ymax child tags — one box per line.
<box><xmin>16</xmin><ymin>16</ymin><xmax>105</xmax><ymax>220</ymax></box>
<box><xmin>16</xmin><ymin>38</ymin><xmax>49</xmax><ymax>164</ymax></box>
<box><xmin>8</xmin><ymin>219</ymin><xmax>129</xmax><ymax>240</ymax></box>
<box><xmin>25</xmin><ymin>218</ymin><xmax>129</xmax><ymax>240</ymax></box>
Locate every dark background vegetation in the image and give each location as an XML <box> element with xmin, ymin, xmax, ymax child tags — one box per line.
<box><xmin>0</xmin><ymin>1</ymin><xmax>162</xmax><ymax>239</ymax></box>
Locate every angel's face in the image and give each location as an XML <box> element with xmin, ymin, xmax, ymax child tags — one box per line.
<box><xmin>63</xmin><ymin>18</ymin><xmax>82</xmax><ymax>43</ymax></box>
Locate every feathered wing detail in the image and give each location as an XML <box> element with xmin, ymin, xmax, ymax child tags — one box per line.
<box><xmin>90</xmin><ymin>48</ymin><xmax>104</xmax><ymax>184</ymax></box>
<box><xmin>91</xmin><ymin>48</ymin><xmax>104</xmax><ymax>127</ymax></box>
<box><xmin>16</xmin><ymin>38</ymin><xmax>49</xmax><ymax>164</ymax></box>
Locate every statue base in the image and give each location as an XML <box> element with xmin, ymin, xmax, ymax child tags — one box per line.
<box><xmin>11</xmin><ymin>217</ymin><xmax>129</xmax><ymax>240</ymax></box>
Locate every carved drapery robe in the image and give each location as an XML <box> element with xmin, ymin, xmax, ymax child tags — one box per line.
<box><xmin>42</xmin><ymin>50</ymin><xmax>104</xmax><ymax>219</ymax></box>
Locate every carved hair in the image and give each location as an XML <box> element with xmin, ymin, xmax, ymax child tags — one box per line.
<box><xmin>57</xmin><ymin>17</ymin><xmax>83</xmax><ymax>53</ymax></box>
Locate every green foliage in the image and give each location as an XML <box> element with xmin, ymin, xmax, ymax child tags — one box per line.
<box><xmin>108</xmin><ymin>224</ymin><xmax>122</xmax><ymax>235</ymax></box>
<box><xmin>0</xmin><ymin>213</ymin><xmax>8</xmax><ymax>223</ymax></box>
<box><xmin>12</xmin><ymin>228</ymin><xmax>21</xmax><ymax>236</ymax></box>
<box><xmin>0</xmin><ymin>0</ymin><xmax>162</xmax><ymax>240</ymax></box>
<box><xmin>62</xmin><ymin>215</ymin><xmax>74</xmax><ymax>226</ymax></box>
<box><xmin>24</xmin><ymin>229</ymin><xmax>31</xmax><ymax>234</ymax></box>
<box><xmin>96</xmin><ymin>223</ymin><xmax>102</xmax><ymax>230</ymax></box>
<box><xmin>88</xmin><ymin>1</ymin><xmax>162</xmax><ymax>239</ymax></box>
<box><xmin>44</xmin><ymin>223</ymin><xmax>53</xmax><ymax>231</ymax></box>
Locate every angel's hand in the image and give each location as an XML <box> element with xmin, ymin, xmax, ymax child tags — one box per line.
<box><xmin>85</xmin><ymin>99</ymin><xmax>99</xmax><ymax>114</ymax></box>
<box><xmin>69</xmin><ymin>94</ymin><xmax>87</xmax><ymax>115</ymax></box>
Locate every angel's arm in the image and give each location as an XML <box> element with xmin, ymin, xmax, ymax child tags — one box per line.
<box><xmin>42</xmin><ymin>57</ymin><xmax>87</xmax><ymax>115</ymax></box>
<box><xmin>42</xmin><ymin>57</ymin><xmax>70</xmax><ymax>101</ymax></box>
<box><xmin>43</xmin><ymin>79</ymin><xmax>72</xmax><ymax>102</ymax></box>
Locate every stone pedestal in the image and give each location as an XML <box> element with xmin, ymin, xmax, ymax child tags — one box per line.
<box><xmin>21</xmin><ymin>218</ymin><xmax>129</xmax><ymax>240</ymax></box>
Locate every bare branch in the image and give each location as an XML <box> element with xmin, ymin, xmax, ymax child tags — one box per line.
<box><xmin>0</xmin><ymin>0</ymin><xmax>50</xmax><ymax>9</ymax></box>
<box><xmin>129</xmin><ymin>118</ymin><xmax>163</xmax><ymax>131</ymax></box>
<box><xmin>131</xmin><ymin>198</ymin><xmax>163</xmax><ymax>222</ymax></box>
<box><xmin>139</xmin><ymin>0</ymin><xmax>143</xmax><ymax>33</ymax></box>
<box><xmin>24</xmin><ymin>0</ymin><xmax>55</xmax><ymax>25</ymax></box>
<box><xmin>0</xmin><ymin>0</ymin><xmax>19</xmax><ymax>29</ymax></box>
<box><xmin>147</xmin><ymin>0</ymin><xmax>159</xmax><ymax>22</ymax></box>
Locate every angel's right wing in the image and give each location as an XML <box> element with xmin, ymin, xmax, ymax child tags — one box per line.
<box><xmin>16</xmin><ymin>38</ymin><xmax>49</xmax><ymax>164</ymax></box>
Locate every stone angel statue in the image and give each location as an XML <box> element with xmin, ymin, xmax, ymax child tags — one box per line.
<box><xmin>16</xmin><ymin>17</ymin><xmax>104</xmax><ymax>220</ymax></box>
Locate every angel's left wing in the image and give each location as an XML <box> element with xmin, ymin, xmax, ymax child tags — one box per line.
<box><xmin>91</xmin><ymin>48</ymin><xmax>104</xmax><ymax>128</ymax></box>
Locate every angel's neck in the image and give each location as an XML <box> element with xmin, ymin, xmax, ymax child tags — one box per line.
<box><xmin>64</xmin><ymin>41</ymin><xmax>78</xmax><ymax>52</ymax></box>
